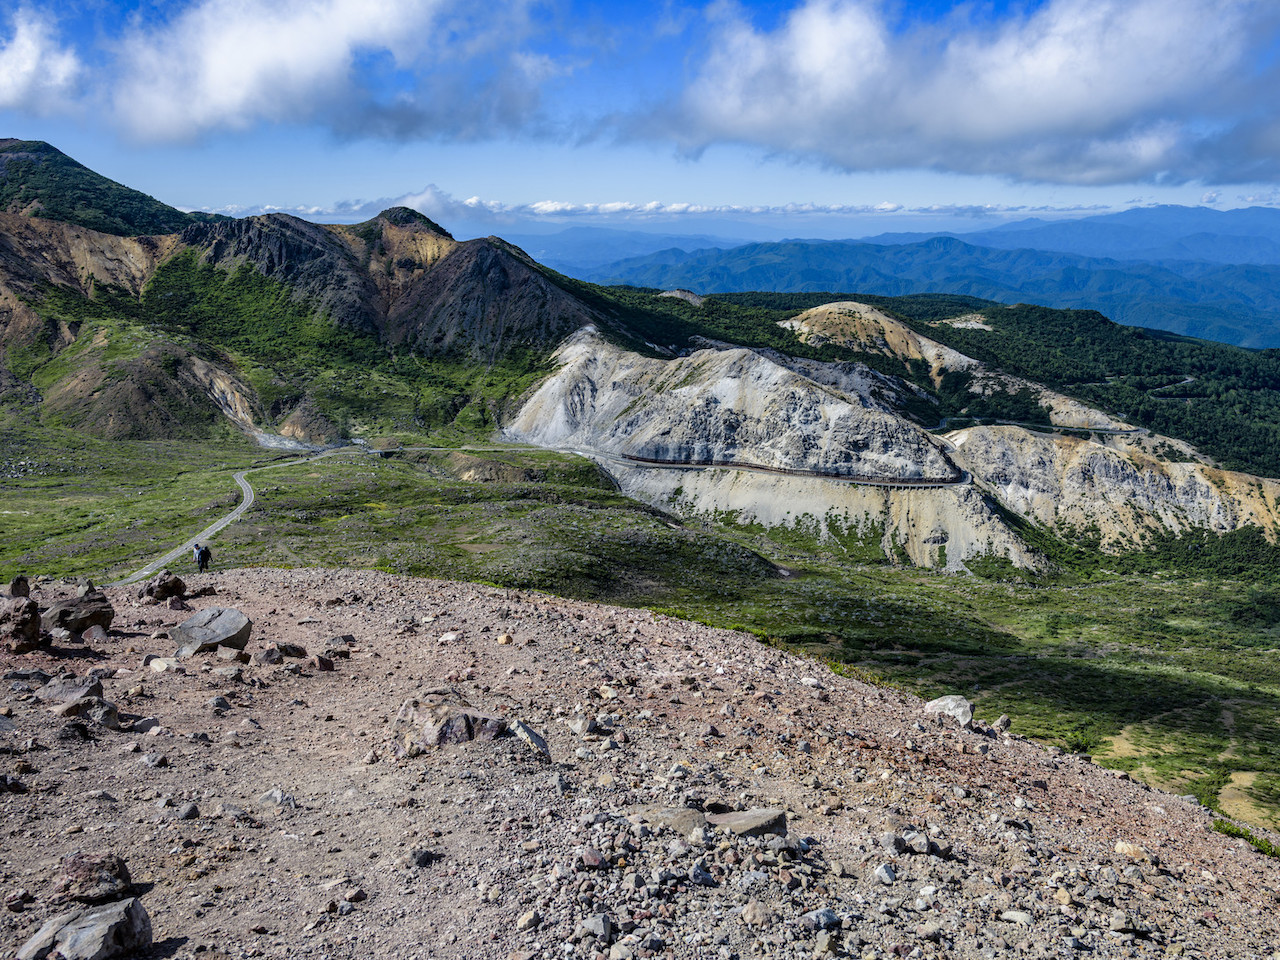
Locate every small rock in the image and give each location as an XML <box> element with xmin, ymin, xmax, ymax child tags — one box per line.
<box><xmin>579</xmin><ymin>913</ymin><xmax>614</xmax><ymax>943</ymax></box>
<box><xmin>510</xmin><ymin>720</ymin><xmax>551</xmax><ymax>761</ymax></box>
<box><xmin>173</xmin><ymin>607</ymin><xmax>252</xmax><ymax>659</ymax></box>
<box><xmin>873</xmin><ymin>863</ymin><xmax>896</xmax><ymax>885</ymax></box>
<box><xmin>258</xmin><ymin>788</ymin><xmax>298</xmax><ymax>809</ymax></box>
<box><xmin>706</xmin><ymin>808</ymin><xmax>786</xmax><ymax>838</ymax></box>
<box><xmin>801</xmin><ymin>907</ymin><xmax>840</xmax><ymax>931</ymax></box>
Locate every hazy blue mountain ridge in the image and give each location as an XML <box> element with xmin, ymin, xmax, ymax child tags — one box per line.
<box><xmin>583</xmin><ymin>234</ymin><xmax>1280</xmax><ymax>347</ymax></box>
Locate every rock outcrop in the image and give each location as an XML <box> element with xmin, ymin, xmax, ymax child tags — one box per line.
<box><xmin>507</xmin><ymin>327</ymin><xmax>960</xmax><ymax>482</ymax></box>
<box><xmin>507</xmin><ymin>327</ymin><xmax>1035</xmax><ymax>570</ymax></box>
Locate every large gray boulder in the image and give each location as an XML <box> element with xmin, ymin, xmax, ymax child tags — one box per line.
<box><xmin>17</xmin><ymin>897</ymin><xmax>151</xmax><ymax>960</ymax></box>
<box><xmin>390</xmin><ymin>689</ymin><xmax>506</xmax><ymax>758</ymax></box>
<box><xmin>924</xmin><ymin>694</ymin><xmax>974</xmax><ymax>728</ymax></box>
<box><xmin>173</xmin><ymin>607</ymin><xmax>252</xmax><ymax>659</ymax></box>
<box><xmin>137</xmin><ymin>570</ymin><xmax>185</xmax><ymax>602</ymax></box>
<box><xmin>41</xmin><ymin>592</ymin><xmax>114</xmax><ymax>635</ymax></box>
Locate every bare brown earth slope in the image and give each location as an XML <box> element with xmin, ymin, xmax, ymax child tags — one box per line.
<box><xmin>3</xmin><ymin>569</ymin><xmax>1279</xmax><ymax>959</ymax></box>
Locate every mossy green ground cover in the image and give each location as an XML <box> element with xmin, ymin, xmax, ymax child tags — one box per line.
<box><xmin>6</xmin><ymin>430</ymin><xmax>1277</xmax><ymax>825</ymax></box>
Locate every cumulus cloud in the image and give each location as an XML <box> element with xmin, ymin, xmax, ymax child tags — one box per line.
<box><xmin>109</xmin><ymin>0</ymin><xmax>551</xmax><ymax>141</ymax></box>
<box><xmin>660</xmin><ymin>0</ymin><xmax>1280</xmax><ymax>185</ymax></box>
<box><xmin>209</xmin><ymin>183</ymin><xmax>1109</xmax><ymax>229</ymax></box>
<box><xmin>0</xmin><ymin>9</ymin><xmax>80</xmax><ymax>114</ymax></box>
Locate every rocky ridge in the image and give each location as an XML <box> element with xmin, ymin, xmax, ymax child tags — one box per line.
<box><xmin>3</xmin><ymin>568</ymin><xmax>1279</xmax><ymax>959</ymax></box>
<box><xmin>505</xmin><ymin>303</ymin><xmax>1280</xmax><ymax>567</ymax></box>
<box><xmin>787</xmin><ymin>302</ymin><xmax>1280</xmax><ymax>547</ymax></box>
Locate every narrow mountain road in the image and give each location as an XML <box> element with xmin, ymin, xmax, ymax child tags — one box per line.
<box><xmin>610</xmin><ymin>452</ymin><xmax>971</xmax><ymax>489</ymax></box>
<box><xmin>107</xmin><ymin>451</ymin><xmax>342</xmax><ymax>587</ymax></box>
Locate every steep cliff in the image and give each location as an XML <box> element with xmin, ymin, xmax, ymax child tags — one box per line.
<box><xmin>505</xmin><ymin>327</ymin><xmax>1038</xmax><ymax>570</ymax></box>
<box><xmin>951</xmin><ymin>426</ymin><xmax>1280</xmax><ymax>545</ymax></box>
<box><xmin>506</xmin><ymin>327</ymin><xmax>960</xmax><ymax>481</ymax></box>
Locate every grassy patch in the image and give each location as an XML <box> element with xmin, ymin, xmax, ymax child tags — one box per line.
<box><xmin>10</xmin><ymin>423</ymin><xmax>1280</xmax><ymax>829</ymax></box>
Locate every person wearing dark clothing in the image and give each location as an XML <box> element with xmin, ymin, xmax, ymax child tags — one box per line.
<box><xmin>197</xmin><ymin>545</ymin><xmax>211</xmax><ymax>573</ymax></box>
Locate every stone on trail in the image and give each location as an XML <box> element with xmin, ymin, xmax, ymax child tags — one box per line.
<box><xmin>924</xmin><ymin>694</ymin><xmax>974</xmax><ymax>728</ymax></box>
<box><xmin>52</xmin><ymin>697</ymin><xmax>121</xmax><ymax>730</ymax></box>
<box><xmin>644</xmin><ymin>807</ymin><xmax>709</xmax><ymax>837</ymax></box>
<box><xmin>390</xmin><ymin>689</ymin><xmax>507</xmax><ymax>757</ymax></box>
<box><xmin>705</xmin><ymin>808</ymin><xmax>787</xmax><ymax>838</ymax></box>
<box><xmin>173</xmin><ymin>607</ymin><xmax>252</xmax><ymax>659</ymax></box>
<box><xmin>802</xmin><ymin>908</ymin><xmax>840</xmax><ymax>931</ymax></box>
<box><xmin>16</xmin><ymin>897</ymin><xmax>151</xmax><ymax>960</ymax></box>
<box><xmin>36</xmin><ymin>677</ymin><xmax>104</xmax><ymax>705</ymax></box>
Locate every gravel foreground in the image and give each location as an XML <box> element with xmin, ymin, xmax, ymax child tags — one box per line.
<box><xmin>3</xmin><ymin>568</ymin><xmax>1279</xmax><ymax>960</ymax></box>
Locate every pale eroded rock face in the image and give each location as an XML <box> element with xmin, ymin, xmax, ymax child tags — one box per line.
<box><xmin>506</xmin><ymin>328</ymin><xmax>1038</xmax><ymax>571</ymax></box>
<box><xmin>951</xmin><ymin>426</ymin><xmax>1280</xmax><ymax>546</ymax></box>
<box><xmin>505</xmin><ymin>328</ymin><xmax>960</xmax><ymax>482</ymax></box>
<box><xmin>507</xmin><ymin>322</ymin><xmax>1280</xmax><ymax>569</ymax></box>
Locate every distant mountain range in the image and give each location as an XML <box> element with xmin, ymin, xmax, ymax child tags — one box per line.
<box><xmin>574</xmin><ymin>206</ymin><xmax>1280</xmax><ymax>348</ymax></box>
<box><xmin>502</xmin><ymin>227</ymin><xmax>750</xmax><ymax>272</ymax></box>
<box><xmin>865</xmin><ymin>205</ymin><xmax>1280</xmax><ymax>264</ymax></box>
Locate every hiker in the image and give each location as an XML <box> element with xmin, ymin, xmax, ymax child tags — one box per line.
<box><xmin>193</xmin><ymin>543</ymin><xmax>201</xmax><ymax>567</ymax></box>
<box><xmin>197</xmin><ymin>544</ymin><xmax>212</xmax><ymax>573</ymax></box>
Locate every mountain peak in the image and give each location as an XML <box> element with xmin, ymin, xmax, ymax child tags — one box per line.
<box><xmin>0</xmin><ymin>138</ymin><xmax>224</xmax><ymax>236</ymax></box>
<box><xmin>374</xmin><ymin>206</ymin><xmax>453</xmax><ymax>239</ymax></box>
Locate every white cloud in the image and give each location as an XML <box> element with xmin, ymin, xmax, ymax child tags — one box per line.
<box><xmin>664</xmin><ymin>0</ymin><xmax>1280</xmax><ymax>185</ymax></box>
<box><xmin>109</xmin><ymin>0</ymin><xmax>546</xmax><ymax>141</ymax></box>
<box><xmin>212</xmin><ymin>183</ymin><xmax>1108</xmax><ymax>229</ymax></box>
<box><xmin>0</xmin><ymin>9</ymin><xmax>80</xmax><ymax>114</ymax></box>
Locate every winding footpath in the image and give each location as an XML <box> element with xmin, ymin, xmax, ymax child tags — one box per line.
<box><xmin>107</xmin><ymin>452</ymin><xmax>338</xmax><ymax>587</ymax></box>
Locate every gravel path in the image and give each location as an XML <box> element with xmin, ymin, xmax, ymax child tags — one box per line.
<box><xmin>4</xmin><ymin>568</ymin><xmax>1280</xmax><ymax>960</ymax></box>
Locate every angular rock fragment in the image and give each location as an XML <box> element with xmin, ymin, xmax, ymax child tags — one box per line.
<box><xmin>55</xmin><ymin>852</ymin><xmax>132</xmax><ymax>903</ymax></box>
<box><xmin>36</xmin><ymin>677</ymin><xmax>104</xmax><ymax>705</ymax></box>
<box><xmin>510</xmin><ymin>720</ymin><xmax>551</xmax><ymax>761</ymax></box>
<box><xmin>706</xmin><ymin>808</ymin><xmax>787</xmax><ymax>838</ymax></box>
<box><xmin>16</xmin><ymin>897</ymin><xmax>150</xmax><ymax>960</ymax></box>
<box><xmin>2</xmin><ymin>597</ymin><xmax>42</xmax><ymax>653</ymax></box>
<box><xmin>173</xmin><ymin>607</ymin><xmax>252</xmax><ymax>659</ymax></box>
<box><xmin>390</xmin><ymin>689</ymin><xmax>507</xmax><ymax>757</ymax></box>
<box><xmin>137</xmin><ymin>570</ymin><xmax>185</xmax><ymax>602</ymax></box>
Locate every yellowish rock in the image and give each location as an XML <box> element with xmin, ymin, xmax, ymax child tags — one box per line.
<box><xmin>1115</xmin><ymin>841</ymin><xmax>1150</xmax><ymax>861</ymax></box>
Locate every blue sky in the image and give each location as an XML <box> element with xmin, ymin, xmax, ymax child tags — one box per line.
<box><xmin>3</xmin><ymin>0</ymin><xmax>1280</xmax><ymax>239</ymax></box>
